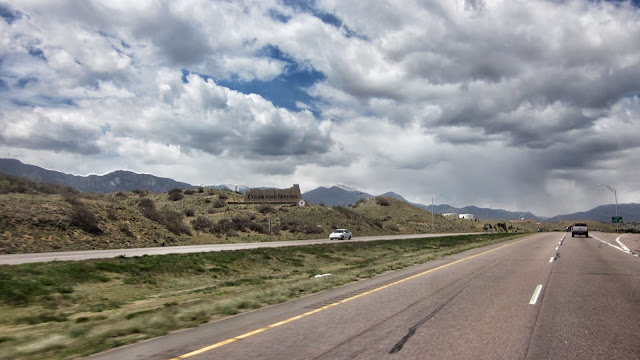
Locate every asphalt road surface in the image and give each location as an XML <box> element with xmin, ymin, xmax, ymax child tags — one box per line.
<box><xmin>0</xmin><ymin>233</ymin><xmax>481</xmax><ymax>265</ymax></box>
<box><xmin>85</xmin><ymin>232</ymin><xmax>640</xmax><ymax>360</ymax></box>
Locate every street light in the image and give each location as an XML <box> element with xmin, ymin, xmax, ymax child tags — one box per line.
<box><xmin>598</xmin><ymin>183</ymin><xmax>618</xmax><ymax>232</ymax></box>
<box><xmin>432</xmin><ymin>193</ymin><xmax>442</xmax><ymax>232</ymax></box>
<box><xmin>486</xmin><ymin>204</ymin><xmax>493</xmax><ymax>221</ymax></box>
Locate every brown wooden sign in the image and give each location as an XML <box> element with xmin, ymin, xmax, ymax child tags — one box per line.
<box><xmin>243</xmin><ymin>184</ymin><xmax>302</xmax><ymax>204</ymax></box>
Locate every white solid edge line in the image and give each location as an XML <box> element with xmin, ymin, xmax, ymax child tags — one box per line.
<box><xmin>615</xmin><ymin>236</ymin><xmax>630</xmax><ymax>252</ymax></box>
<box><xmin>530</xmin><ymin>285</ymin><xmax>543</xmax><ymax>305</ymax></box>
<box><xmin>590</xmin><ymin>235</ymin><xmax>631</xmax><ymax>254</ymax></box>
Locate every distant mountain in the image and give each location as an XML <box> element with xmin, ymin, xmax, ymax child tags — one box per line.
<box><xmin>418</xmin><ymin>204</ymin><xmax>541</xmax><ymax>221</ymax></box>
<box><xmin>3</xmin><ymin>159</ymin><xmax>634</xmax><ymax>222</ymax></box>
<box><xmin>0</xmin><ymin>159</ymin><xmax>192</xmax><ymax>193</ymax></box>
<box><xmin>547</xmin><ymin>204</ymin><xmax>640</xmax><ymax>223</ymax></box>
<box><xmin>302</xmin><ymin>186</ymin><xmax>373</xmax><ymax>206</ymax></box>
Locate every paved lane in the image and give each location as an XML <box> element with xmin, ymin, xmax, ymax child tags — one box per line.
<box><xmin>85</xmin><ymin>232</ymin><xmax>640</xmax><ymax>360</ymax></box>
<box><xmin>527</xmin><ymin>232</ymin><xmax>640</xmax><ymax>359</ymax></box>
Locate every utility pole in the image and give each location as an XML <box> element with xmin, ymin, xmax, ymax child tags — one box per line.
<box><xmin>598</xmin><ymin>184</ymin><xmax>618</xmax><ymax>232</ymax></box>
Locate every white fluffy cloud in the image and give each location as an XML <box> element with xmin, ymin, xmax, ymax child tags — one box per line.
<box><xmin>1</xmin><ymin>0</ymin><xmax>640</xmax><ymax>216</ymax></box>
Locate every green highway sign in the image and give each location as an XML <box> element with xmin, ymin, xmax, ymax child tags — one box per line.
<box><xmin>612</xmin><ymin>216</ymin><xmax>623</xmax><ymax>223</ymax></box>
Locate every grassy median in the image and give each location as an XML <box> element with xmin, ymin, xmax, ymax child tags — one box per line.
<box><xmin>0</xmin><ymin>233</ymin><xmax>524</xmax><ymax>359</ymax></box>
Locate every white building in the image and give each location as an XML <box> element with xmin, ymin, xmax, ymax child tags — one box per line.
<box><xmin>459</xmin><ymin>214</ymin><xmax>475</xmax><ymax>220</ymax></box>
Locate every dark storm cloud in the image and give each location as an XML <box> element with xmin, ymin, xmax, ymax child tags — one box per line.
<box><xmin>133</xmin><ymin>5</ymin><xmax>212</xmax><ymax>65</ymax></box>
<box><xmin>0</xmin><ymin>113</ymin><xmax>100</xmax><ymax>155</ymax></box>
<box><xmin>0</xmin><ymin>2</ymin><xmax>21</xmax><ymax>24</ymax></box>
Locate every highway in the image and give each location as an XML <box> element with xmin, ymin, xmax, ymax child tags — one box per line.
<box><xmin>0</xmin><ymin>233</ymin><xmax>481</xmax><ymax>265</ymax></box>
<box><xmin>86</xmin><ymin>232</ymin><xmax>640</xmax><ymax>360</ymax></box>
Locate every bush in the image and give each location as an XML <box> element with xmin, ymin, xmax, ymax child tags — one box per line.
<box><xmin>387</xmin><ymin>224</ymin><xmax>400</xmax><ymax>232</ymax></box>
<box><xmin>70</xmin><ymin>203</ymin><xmax>103</xmax><ymax>234</ymax></box>
<box><xmin>138</xmin><ymin>198</ymin><xmax>164</xmax><ymax>223</ymax></box>
<box><xmin>184</xmin><ymin>189</ymin><xmax>196</xmax><ymax>195</ymax></box>
<box><xmin>132</xmin><ymin>189</ymin><xmax>148</xmax><ymax>197</ymax></box>
<box><xmin>168</xmin><ymin>188</ymin><xmax>184</xmax><ymax>201</ymax></box>
<box><xmin>280</xmin><ymin>219</ymin><xmax>323</xmax><ymax>234</ymax></box>
<box><xmin>62</xmin><ymin>189</ymin><xmax>81</xmax><ymax>205</ymax></box>
<box><xmin>212</xmin><ymin>198</ymin><xmax>226</xmax><ymax>208</ymax></box>
<box><xmin>163</xmin><ymin>209</ymin><xmax>191</xmax><ymax>235</ymax></box>
<box><xmin>258</xmin><ymin>205</ymin><xmax>274</xmax><ymax>214</ymax></box>
<box><xmin>375</xmin><ymin>197</ymin><xmax>390</xmax><ymax>206</ymax></box>
<box><xmin>184</xmin><ymin>208</ymin><xmax>195</xmax><ymax>217</ymax></box>
<box><xmin>191</xmin><ymin>216</ymin><xmax>214</xmax><ymax>233</ymax></box>
<box><xmin>119</xmin><ymin>223</ymin><xmax>134</xmax><ymax>237</ymax></box>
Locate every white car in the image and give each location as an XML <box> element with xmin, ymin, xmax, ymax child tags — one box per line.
<box><xmin>329</xmin><ymin>229</ymin><xmax>352</xmax><ymax>240</ymax></box>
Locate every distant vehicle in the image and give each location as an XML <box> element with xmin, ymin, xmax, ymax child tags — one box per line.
<box><xmin>329</xmin><ymin>229</ymin><xmax>352</xmax><ymax>240</ymax></box>
<box><xmin>571</xmin><ymin>223</ymin><xmax>588</xmax><ymax>237</ymax></box>
<box><xmin>565</xmin><ymin>226</ymin><xmax>572</xmax><ymax>232</ymax></box>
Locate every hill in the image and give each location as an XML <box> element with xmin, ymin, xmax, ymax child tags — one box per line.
<box><xmin>0</xmin><ymin>174</ymin><xmax>498</xmax><ymax>254</ymax></box>
<box><xmin>546</xmin><ymin>203</ymin><xmax>640</xmax><ymax>223</ymax></box>
<box><xmin>302</xmin><ymin>186</ymin><xmax>373</xmax><ymax>206</ymax></box>
<box><xmin>3</xmin><ymin>171</ymin><xmax>634</xmax><ymax>256</ymax></box>
<box><xmin>0</xmin><ymin>158</ymin><xmax>192</xmax><ymax>193</ymax></box>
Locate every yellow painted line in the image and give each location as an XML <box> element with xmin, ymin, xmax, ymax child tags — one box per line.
<box><xmin>169</xmin><ymin>238</ymin><xmax>526</xmax><ymax>360</ymax></box>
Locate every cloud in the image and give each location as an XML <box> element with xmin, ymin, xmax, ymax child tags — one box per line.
<box><xmin>1</xmin><ymin>0</ymin><xmax>640</xmax><ymax>216</ymax></box>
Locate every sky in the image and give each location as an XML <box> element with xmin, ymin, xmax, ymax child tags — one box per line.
<box><xmin>1</xmin><ymin>0</ymin><xmax>640</xmax><ymax>217</ymax></box>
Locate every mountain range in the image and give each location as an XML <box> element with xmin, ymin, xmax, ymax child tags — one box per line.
<box><xmin>1</xmin><ymin>158</ymin><xmax>638</xmax><ymax>223</ymax></box>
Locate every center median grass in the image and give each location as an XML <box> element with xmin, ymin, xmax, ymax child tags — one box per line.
<box><xmin>0</xmin><ymin>232</ymin><xmax>524</xmax><ymax>359</ymax></box>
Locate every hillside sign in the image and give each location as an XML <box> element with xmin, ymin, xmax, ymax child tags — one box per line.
<box><xmin>243</xmin><ymin>184</ymin><xmax>303</xmax><ymax>205</ymax></box>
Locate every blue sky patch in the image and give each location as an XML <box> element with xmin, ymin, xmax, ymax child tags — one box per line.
<box><xmin>182</xmin><ymin>44</ymin><xmax>325</xmax><ymax>115</ymax></box>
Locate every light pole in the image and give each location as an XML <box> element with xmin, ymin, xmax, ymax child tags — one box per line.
<box><xmin>432</xmin><ymin>193</ymin><xmax>441</xmax><ymax>232</ymax></box>
<box><xmin>598</xmin><ymin>184</ymin><xmax>618</xmax><ymax>232</ymax></box>
<box><xmin>486</xmin><ymin>204</ymin><xmax>492</xmax><ymax>221</ymax></box>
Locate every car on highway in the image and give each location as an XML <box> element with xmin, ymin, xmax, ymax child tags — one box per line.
<box><xmin>329</xmin><ymin>229</ymin><xmax>352</xmax><ymax>240</ymax></box>
<box><xmin>571</xmin><ymin>223</ymin><xmax>588</xmax><ymax>237</ymax></box>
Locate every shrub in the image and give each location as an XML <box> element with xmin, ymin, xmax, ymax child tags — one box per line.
<box><xmin>163</xmin><ymin>209</ymin><xmax>191</xmax><ymax>235</ymax></box>
<box><xmin>212</xmin><ymin>198</ymin><xmax>226</xmax><ymax>208</ymax></box>
<box><xmin>138</xmin><ymin>198</ymin><xmax>163</xmax><ymax>223</ymax></box>
<box><xmin>62</xmin><ymin>189</ymin><xmax>81</xmax><ymax>205</ymax></box>
<box><xmin>119</xmin><ymin>223</ymin><xmax>134</xmax><ymax>237</ymax></box>
<box><xmin>70</xmin><ymin>203</ymin><xmax>103</xmax><ymax>234</ymax></box>
<box><xmin>132</xmin><ymin>189</ymin><xmax>148</xmax><ymax>197</ymax></box>
<box><xmin>280</xmin><ymin>219</ymin><xmax>323</xmax><ymax>234</ymax></box>
<box><xmin>375</xmin><ymin>197</ymin><xmax>390</xmax><ymax>206</ymax></box>
<box><xmin>191</xmin><ymin>216</ymin><xmax>214</xmax><ymax>232</ymax></box>
<box><xmin>218</xmin><ymin>193</ymin><xmax>228</xmax><ymax>200</ymax></box>
<box><xmin>184</xmin><ymin>208</ymin><xmax>195</xmax><ymax>217</ymax></box>
<box><xmin>184</xmin><ymin>189</ymin><xmax>196</xmax><ymax>195</ymax></box>
<box><xmin>258</xmin><ymin>205</ymin><xmax>274</xmax><ymax>214</ymax></box>
<box><xmin>168</xmin><ymin>188</ymin><xmax>184</xmax><ymax>201</ymax></box>
<box><xmin>387</xmin><ymin>224</ymin><xmax>400</xmax><ymax>232</ymax></box>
